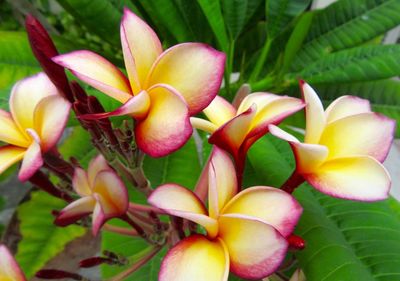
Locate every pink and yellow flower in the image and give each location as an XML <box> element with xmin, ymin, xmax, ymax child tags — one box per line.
<box><xmin>148</xmin><ymin>147</ymin><xmax>302</xmax><ymax>280</ymax></box>
<box><xmin>270</xmin><ymin>81</ymin><xmax>395</xmax><ymax>201</ymax></box>
<box><xmin>0</xmin><ymin>245</ymin><xmax>26</xmax><ymax>281</ymax></box>
<box><xmin>55</xmin><ymin>155</ymin><xmax>128</xmax><ymax>235</ymax></box>
<box><xmin>191</xmin><ymin>93</ymin><xmax>304</xmax><ymax>168</ymax></box>
<box><xmin>53</xmin><ymin>8</ymin><xmax>225</xmax><ymax>157</ymax></box>
<box><xmin>0</xmin><ymin>73</ymin><xmax>70</xmax><ymax>181</ymax></box>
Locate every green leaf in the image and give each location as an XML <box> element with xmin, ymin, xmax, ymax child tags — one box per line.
<box><xmin>289</xmin><ymin>45</ymin><xmax>400</xmax><ymax>85</ymax></box>
<box><xmin>291</xmin><ymin>0</ymin><xmax>400</xmax><ymax>70</ymax></box>
<box><xmin>221</xmin><ymin>0</ymin><xmax>263</xmax><ymax>39</ymax></box>
<box><xmin>0</xmin><ymin>196</ymin><xmax>4</xmax><ymax>236</ymax></box>
<box><xmin>197</xmin><ymin>0</ymin><xmax>230</xmax><ymax>52</ymax></box>
<box><xmin>0</xmin><ymin>31</ymin><xmax>40</xmax><ymax>91</ymax></box>
<box><xmin>16</xmin><ymin>191</ymin><xmax>86</xmax><ymax>278</ymax></box>
<box><xmin>248</xmin><ymin>135</ymin><xmax>400</xmax><ymax>281</ymax></box>
<box><xmin>266</xmin><ymin>0</ymin><xmax>310</xmax><ymax>39</ymax></box>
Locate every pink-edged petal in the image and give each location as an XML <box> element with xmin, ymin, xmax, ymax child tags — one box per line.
<box><xmin>306</xmin><ymin>156</ymin><xmax>391</xmax><ymax>201</ymax></box>
<box><xmin>0</xmin><ymin>110</ymin><xmax>30</xmax><ymax>147</ymax></box>
<box><xmin>248</xmin><ymin>96</ymin><xmax>305</xmax><ymax>138</ymax></box>
<box><xmin>208</xmin><ymin>147</ymin><xmax>238</xmax><ymax>219</ymax></box>
<box><xmin>148</xmin><ymin>184</ymin><xmax>218</xmax><ymax>237</ymax></box>
<box><xmin>325</xmin><ymin>95</ymin><xmax>371</xmax><ymax>123</ymax></box>
<box><xmin>88</xmin><ymin>154</ymin><xmax>111</xmax><ymax>186</ymax></box>
<box><xmin>92</xmin><ymin>201</ymin><xmax>106</xmax><ymax>236</ymax></box>
<box><xmin>291</xmin><ymin>142</ymin><xmax>329</xmax><ymax>174</ymax></box>
<box><xmin>53</xmin><ymin>51</ymin><xmax>132</xmax><ymax>103</ymax></box>
<box><xmin>18</xmin><ymin>140</ymin><xmax>43</xmax><ymax>182</ymax></box>
<box><xmin>0</xmin><ymin>145</ymin><xmax>25</xmax><ymax>175</ymax></box>
<box><xmin>203</xmin><ymin>96</ymin><xmax>236</xmax><ymax>127</ymax></box>
<box><xmin>79</xmin><ymin>90</ymin><xmax>150</xmax><ymax>121</ymax></box>
<box><xmin>10</xmin><ymin>72</ymin><xmax>59</xmax><ymax>132</ymax></box>
<box><xmin>92</xmin><ymin>170</ymin><xmax>129</xmax><ymax>215</ymax></box>
<box><xmin>237</xmin><ymin>92</ymin><xmax>280</xmax><ymax>115</ymax></box>
<box><xmin>0</xmin><ymin>245</ymin><xmax>26</xmax><ymax>281</ymax></box>
<box><xmin>72</xmin><ymin>167</ymin><xmax>91</xmax><ymax>197</ymax></box>
<box><xmin>121</xmin><ymin>8</ymin><xmax>162</xmax><ymax>91</ymax></box>
<box><xmin>159</xmin><ymin>234</ymin><xmax>229</xmax><ymax>281</ymax></box>
<box><xmin>218</xmin><ymin>214</ymin><xmax>288</xmax><ymax>279</ymax></box>
<box><xmin>146</xmin><ymin>43</ymin><xmax>226</xmax><ymax>115</ymax></box>
<box><xmin>135</xmin><ymin>84</ymin><xmax>192</xmax><ymax>157</ymax></box>
<box><xmin>300</xmin><ymin>81</ymin><xmax>326</xmax><ymax>144</ymax></box>
<box><xmin>33</xmin><ymin>95</ymin><xmax>71</xmax><ymax>152</ymax></box>
<box><xmin>268</xmin><ymin>124</ymin><xmax>300</xmax><ymax>143</ymax></box>
<box><xmin>190</xmin><ymin>117</ymin><xmax>218</xmax><ymax>134</ymax></box>
<box><xmin>221</xmin><ymin>186</ymin><xmax>302</xmax><ymax>237</ymax></box>
<box><xmin>319</xmin><ymin>112</ymin><xmax>396</xmax><ymax>162</ymax></box>
<box><xmin>55</xmin><ymin>196</ymin><xmax>96</xmax><ymax>226</ymax></box>
<box><xmin>209</xmin><ymin>105</ymin><xmax>256</xmax><ymax>161</ymax></box>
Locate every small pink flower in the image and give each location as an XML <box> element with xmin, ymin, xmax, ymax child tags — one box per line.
<box><xmin>53</xmin><ymin>8</ymin><xmax>225</xmax><ymax>157</ymax></box>
<box><xmin>55</xmin><ymin>155</ymin><xmax>128</xmax><ymax>235</ymax></box>
<box><xmin>149</xmin><ymin>148</ymin><xmax>302</xmax><ymax>280</ymax></box>
<box><xmin>0</xmin><ymin>73</ymin><xmax>70</xmax><ymax>181</ymax></box>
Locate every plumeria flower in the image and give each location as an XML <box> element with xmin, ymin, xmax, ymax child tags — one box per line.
<box><xmin>53</xmin><ymin>8</ymin><xmax>225</xmax><ymax>157</ymax></box>
<box><xmin>190</xmin><ymin>93</ymin><xmax>304</xmax><ymax>171</ymax></box>
<box><xmin>0</xmin><ymin>73</ymin><xmax>70</xmax><ymax>181</ymax></box>
<box><xmin>148</xmin><ymin>147</ymin><xmax>302</xmax><ymax>280</ymax></box>
<box><xmin>55</xmin><ymin>155</ymin><xmax>128</xmax><ymax>235</ymax></box>
<box><xmin>0</xmin><ymin>245</ymin><xmax>26</xmax><ymax>281</ymax></box>
<box><xmin>269</xmin><ymin>81</ymin><xmax>395</xmax><ymax>201</ymax></box>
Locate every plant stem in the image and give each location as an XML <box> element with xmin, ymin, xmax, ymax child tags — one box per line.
<box><xmin>103</xmin><ymin>224</ymin><xmax>139</xmax><ymax>237</ymax></box>
<box><xmin>280</xmin><ymin>170</ymin><xmax>305</xmax><ymax>194</ymax></box>
<box><xmin>129</xmin><ymin>203</ymin><xmax>165</xmax><ymax>214</ymax></box>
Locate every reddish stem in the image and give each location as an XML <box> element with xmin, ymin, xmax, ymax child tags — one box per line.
<box><xmin>281</xmin><ymin>171</ymin><xmax>305</xmax><ymax>194</ymax></box>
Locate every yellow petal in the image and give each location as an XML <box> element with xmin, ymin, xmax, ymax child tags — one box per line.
<box><xmin>291</xmin><ymin>142</ymin><xmax>329</xmax><ymax>174</ymax></box>
<box><xmin>159</xmin><ymin>235</ymin><xmax>229</xmax><ymax>281</ymax></box>
<box><xmin>72</xmin><ymin>167</ymin><xmax>91</xmax><ymax>197</ymax></box>
<box><xmin>319</xmin><ymin>112</ymin><xmax>396</xmax><ymax>162</ymax></box>
<box><xmin>218</xmin><ymin>214</ymin><xmax>288</xmax><ymax>279</ymax></box>
<box><xmin>190</xmin><ymin>117</ymin><xmax>218</xmax><ymax>134</ymax></box>
<box><xmin>301</xmin><ymin>81</ymin><xmax>326</xmax><ymax>144</ymax></box>
<box><xmin>120</xmin><ymin>8</ymin><xmax>162</xmax><ymax>91</ymax></box>
<box><xmin>203</xmin><ymin>96</ymin><xmax>236</xmax><ymax>127</ymax></box>
<box><xmin>18</xmin><ymin>140</ymin><xmax>43</xmax><ymax>182</ymax></box>
<box><xmin>53</xmin><ymin>51</ymin><xmax>132</xmax><ymax>103</ymax></box>
<box><xmin>33</xmin><ymin>95</ymin><xmax>71</xmax><ymax>152</ymax></box>
<box><xmin>135</xmin><ymin>84</ymin><xmax>192</xmax><ymax>157</ymax></box>
<box><xmin>92</xmin><ymin>170</ymin><xmax>129</xmax><ymax>215</ymax></box>
<box><xmin>306</xmin><ymin>156</ymin><xmax>391</xmax><ymax>201</ymax></box>
<box><xmin>221</xmin><ymin>186</ymin><xmax>302</xmax><ymax>237</ymax></box>
<box><xmin>146</xmin><ymin>43</ymin><xmax>225</xmax><ymax>115</ymax></box>
<box><xmin>10</xmin><ymin>73</ymin><xmax>60</xmax><ymax>132</ymax></box>
<box><xmin>208</xmin><ymin>148</ymin><xmax>238</xmax><ymax>219</ymax></box>
<box><xmin>0</xmin><ymin>145</ymin><xmax>25</xmax><ymax>178</ymax></box>
<box><xmin>0</xmin><ymin>245</ymin><xmax>26</xmax><ymax>281</ymax></box>
<box><xmin>55</xmin><ymin>196</ymin><xmax>96</xmax><ymax>226</ymax></box>
<box><xmin>237</xmin><ymin>92</ymin><xmax>280</xmax><ymax>115</ymax></box>
<box><xmin>325</xmin><ymin>95</ymin><xmax>371</xmax><ymax>123</ymax></box>
<box><xmin>0</xmin><ymin>110</ymin><xmax>29</xmax><ymax>147</ymax></box>
<box><xmin>148</xmin><ymin>184</ymin><xmax>218</xmax><ymax>237</ymax></box>
<box><xmin>88</xmin><ymin>154</ymin><xmax>111</xmax><ymax>186</ymax></box>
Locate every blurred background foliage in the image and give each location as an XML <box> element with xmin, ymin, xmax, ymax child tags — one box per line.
<box><xmin>0</xmin><ymin>1</ymin><xmax>400</xmax><ymax>281</ymax></box>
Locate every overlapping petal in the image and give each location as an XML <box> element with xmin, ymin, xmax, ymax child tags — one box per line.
<box><xmin>221</xmin><ymin>186</ymin><xmax>302</xmax><ymax>237</ymax></box>
<box><xmin>53</xmin><ymin>51</ymin><xmax>132</xmax><ymax>103</ymax></box>
<box><xmin>0</xmin><ymin>110</ymin><xmax>29</xmax><ymax>147</ymax></box>
<box><xmin>72</xmin><ymin>167</ymin><xmax>91</xmax><ymax>197</ymax></box>
<box><xmin>0</xmin><ymin>245</ymin><xmax>26</xmax><ymax>281</ymax></box>
<box><xmin>92</xmin><ymin>200</ymin><xmax>106</xmax><ymax>236</ymax></box>
<box><xmin>319</xmin><ymin>112</ymin><xmax>395</xmax><ymax>162</ymax></box>
<box><xmin>306</xmin><ymin>156</ymin><xmax>391</xmax><ymax>201</ymax></box>
<box><xmin>159</xmin><ymin>235</ymin><xmax>229</xmax><ymax>281</ymax></box>
<box><xmin>33</xmin><ymin>95</ymin><xmax>71</xmax><ymax>151</ymax></box>
<box><xmin>18</xmin><ymin>140</ymin><xmax>43</xmax><ymax>182</ymax></box>
<box><xmin>218</xmin><ymin>214</ymin><xmax>288</xmax><ymax>279</ymax></box>
<box><xmin>325</xmin><ymin>95</ymin><xmax>371</xmax><ymax>123</ymax></box>
<box><xmin>55</xmin><ymin>196</ymin><xmax>96</xmax><ymax>226</ymax></box>
<box><xmin>120</xmin><ymin>8</ymin><xmax>162</xmax><ymax>90</ymax></box>
<box><xmin>203</xmin><ymin>96</ymin><xmax>236</xmax><ymax>127</ymax></box>
<box><xmin>146</xmin><ymin>43</ymin><xmax>226</xmax><ymax>115</ymax></box>
<box><xmin>88</xmin><ymin>154</ymin><xmax>110</xmax><ymax>186</ymax></box>
<box><xmin>135</xmin><ymin>85</ymin><xmax>192</xmax><ymax>157</ymax></box>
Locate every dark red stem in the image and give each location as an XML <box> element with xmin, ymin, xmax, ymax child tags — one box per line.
<box><xmin>281</xmin><ymin>171</ymin><xmax>305</xmax><ymax>194</ymax></box>
<box><xmin>29</xmin><ymin>171</ymin><xmax>72</xmax><ymax>202</ymax></box>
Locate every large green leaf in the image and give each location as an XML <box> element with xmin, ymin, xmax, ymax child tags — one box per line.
<box><xmin>291</xmin><ymin>0</ymin><xmax>400</xmax><ymax>70</ymax></box>
<box><xmin>0</xmin><ymin>31</ymin><xmax>40</xmax><ymax>91</ymax></box>
<box><xmin>266</xmin><ymin>0</ymin><xmax>310</xmax><ymax>39</ymax></box>
<box><xmin>221</xmin><ymin>0</ymin><xmax>263</xmax><ymax>40</ymax></box>
<box><xmin>248</xmin><ymin>135</ymin><xmax>400</xmax><ymax>281</ymax></box>
<box><xmin>289</xmin><ymin>45</ymin><xmax>400</xmax><ymax>85</ymax></box>
<box><xmin>16</xmin><ymin>191</ymin><xmax>86</xmax><ymax>278</ymax></box>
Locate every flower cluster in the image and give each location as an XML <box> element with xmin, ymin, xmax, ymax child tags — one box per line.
<box><xmin>0</xmin><ymin>8</ymin><xmax>395</xmax><ymax>281</ymax></box>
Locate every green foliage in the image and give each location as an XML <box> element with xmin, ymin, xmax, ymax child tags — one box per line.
<box><xmin>16</xmin><ymin>191</ymin><xmax>85</xmax><ymax>278</ymax></box>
